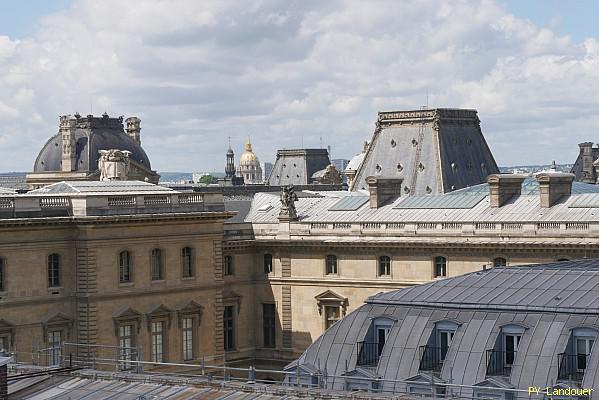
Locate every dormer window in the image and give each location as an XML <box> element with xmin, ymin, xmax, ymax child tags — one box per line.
<box><xmin>419</xmin><ymin>321</ymin><xmax>459</xmax><ymax>371</ymax></box>
<box><xmin>559</xmin><ymin>328</ymin><xmax>598</xmax><ymax>382</ymax></box>
<box><xmin>486</xmin><ymin>324</ymin><xmax>525</xmax><ymax>376</ymax></box>
<box><xmin>356</xmin><ymin>317</ymin><xmax>395</xmax><ymax>367</ymax></box>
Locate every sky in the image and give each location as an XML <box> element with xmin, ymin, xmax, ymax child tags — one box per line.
<box><xmin>1</xmin><ymin>1</ymin><xmax>599</xmax><ymax>172</ymax></box>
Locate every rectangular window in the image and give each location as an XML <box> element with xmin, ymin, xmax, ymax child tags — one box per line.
<box><xmin>263</xmin><ymin>304</ymin><xmax>276</xmax><ymax>348</ymax></box>
<box><xmin>576</xmin><ymin>337</ymin><xmax>594</xmax><ymax>371</ymax></box>
<box><xmin>324</xmin><ymin>305</ymin><xmax>340</xmax><ymax>330</ymax></box>
<box><xmin>151</xmin><ymin>249</ymin><xmax>164</xmax><ymax>281</ymax></box>
<box><xmin>224</xmin><ymin>255</ymin><xmax>234</xmax><ymax>276</ymax></box>
<box><xmin>182</xmin><ymin>317</ymin><xmax>194</xmax><ymax>361</ymax></box>
<box><xmin>48</xmin><ymin>330</ymin><xmax>62</xmax><ymax>366</ymax></box>
<box><xmin>264</xmin><ymin>253</ymin><xmax>273</xmax><ymax>274</ymax></box>
<box><xmin>504</xmin><ymin>334</ymin><xmax>521</xmax><ymax>365</ymax></box>
<box><xmin>0</xmin><ymin>336</ymin><xmax>9</xmax><ymax>351</ymax></box>
<box><xmin>151</xmin><ymin>321</ymin><xmax>164</xmax><ymax>363</ymax></box>
<box><xmin>119</xmin><ymin>251</ymin><xmax>131</xmax><ymax>283</ymax></box>
<box><xmin>434</xmin><ymin>256</ymin><xmax>447</xmax><ymax>278</ymax></box>
<box><xmin>325</xmin><ymin>255</ymin><xmax>338</xmax><ymax>275</ymax></box>
<box><xmin>378</xmin><ymin>256</ymin><xmax>391</xmax><ymax>276</ymax></box>
<box><xmin>182</xmin><ymin>247</ymin><xmax>194</xmax><ymax>278</ymax></box>
<box><xmin>48</xmin><ymin>254</ymin><xmax>61</xmax><ymax>287</ymax></box>
<box><xmin>438</xmin><ymin>330</ymin><xmax>454</xmax><ymax>361</ymax></box>
<box><xmin>118</xmin><ymin>324</ymin><xmax>134</xmax><ymax>370</ymax></box>
<box><xmin>223</xmin><ymin>305</ymin><xmax>234</xmax><ymax>351</ymax></box>
<box><xmin>0</xmin><ymin>258</ymin><xmax>4</xmax><ymax>291</ymax></box>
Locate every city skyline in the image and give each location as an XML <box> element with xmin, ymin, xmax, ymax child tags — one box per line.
<box><xmin>1</xmin><ymin>1</ymin><xmax>599</xmax><ymax>173</ymax></box>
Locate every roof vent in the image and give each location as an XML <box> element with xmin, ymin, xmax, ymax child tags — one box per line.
<box><xmin>486</xmin><ymin>174</ymin><xmax>526</xmax><ymax>208</ymax></box>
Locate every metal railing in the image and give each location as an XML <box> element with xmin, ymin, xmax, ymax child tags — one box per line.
<box><xmin>418</xmin><ymin>345</ymin><xmax>445</xmax><ymax>372</ymax></box>
<box><xmin>558</xmin><ymin>352</ymin><xmax>589</xmax><ymax>381</ymax></box>
<box><xmin>356</xmin><ymin>341</ymin><xmax>382</xmax><ymax>367</ymax></box>
<box><xmin>486</xmin><ymin>349</ymin><xmax>515</xmax><ymax>376</ymax></box>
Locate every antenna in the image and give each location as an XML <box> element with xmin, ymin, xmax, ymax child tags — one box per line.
<box><xmin>426</xmin><ymin>92</ymin><xmax>429</xmax><ymax>108</ymax></box>
<box><xmin>319</xmin><ymin>136</ymin><xmax>322</xmax><ymax>149</ymax></box>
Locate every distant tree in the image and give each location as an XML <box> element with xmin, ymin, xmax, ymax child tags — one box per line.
<box><xmin>198</xmin><ymin>175</ymin><xmax>217</xmax><ymax>184</ymax></box>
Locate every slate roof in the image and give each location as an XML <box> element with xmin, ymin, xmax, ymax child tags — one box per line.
<box><xmin>369</xmin><ymin>259</ymin><xmax>599</xmax><ymax>314</ymax></box>
<box><xmin>267</xmin><ymin>149</ymin><xmax>331</xmax><ymax>186</ymax></box>
<box><xmin>26</xmin><ymin>181</ymin><xmax>173</xmax><ymax>195</ymax></box>
<box><xmin>350</xmin><ymin>108</ymin><xmax>499</xmax><ymax>194</ymax></box>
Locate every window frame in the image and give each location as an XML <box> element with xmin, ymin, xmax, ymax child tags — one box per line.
<box><xmin>263</xmin><ymin>253</ymin><xmax>273</xmax><ymax>274</ymax></box>
<box><xmin>150</xmin><ymin>248</ymin><xmax>165</xmax><ymax>281</ymax></box>
<box><xmin>118</xmin><ymin>324</ymin><xmax>135</xmax><ymax>370</ymax></box>
<box><xmin>47</xmin><ymin>329</ymin><xmax>63</xmax><ymax>366</ymax></box>
<box><xmin>378</xmin><ymin>255</ymin><xmax>391</xmax><ymax>277</ymax></box>
<box><xmin>181</xmin><ymin>247</ymin><xmax>194</xmax><ymax>278</ymax></box>
<box><xmin>324</xmin><ymin>305</ymin><xmax>341</xmax><ymax>330</ymax></box>
<box><xmin>182</xmin><ymin>317</ymin><xmax>195</xmax><ymax>361</ymax></box>
<box><xmin>47</xmin><ymin>253</ymin><xmax>61</xmax><ymax>288</ymax></box>
<box><xmin>119</xmin><ymin>250</ymin><xmax>133</xmax><ymax>284</ymax></box>
<box><xmin>262</xmin><ymin>303</ymin><xmax>276</xmax><ymax>348</ymax></box>
<box><xmin>433</xmin><ymin>256</ymin><xmax>447</xmax><ymax>278</ymax></box>
<box><xmin>223</xmin><ymin>305</ymin><xmax>235</xmax><ymax>351</ymax></box>
<box><xmin>150</xmin><ymin>320</ymin><xmax>165</xmax><ymax>363</ymax></box>
<box><xmin>0</xmin><ymin>257</ymin><xmax>5</xmax><ymax>292</ymax></box>
<box><xmin>493</xmin><ymin>257</ymin><xmax>507</xmax><ymax>267</ymax></box>
<box><xmin>223</xmin><ymin>255</ymin><xmax>234</xmax><ymax>276</ymax></box>
<box><xmin>325</xmin><ymin>254</ymin><xmax>338</xmax><ymax>275</ymax></box>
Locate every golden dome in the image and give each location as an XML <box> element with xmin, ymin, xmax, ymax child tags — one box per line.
<box><xmin>239</xmin><ymin>137</ymin><xmax>260</xmax><ymax>166</ymax></box>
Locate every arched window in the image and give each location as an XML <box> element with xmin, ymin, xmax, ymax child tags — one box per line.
<box><xmin>119</xmin><ymin>251</ymin><xmax>132</xmax><ymax>283</ymax></box>
<box><xmin>48</xmin><ymin>254</ymin><xmax>60</xmax><ymax>287</ymax></box>
<box><xmin>150</xmin><ymin>249</ymin><xmax>164</xmax><ymax>281</ymax></box>
<box><xmin>181</xmin><ymin>247</ymin><xmax>194</xmax><ymax>278</ymax></box>
<box><xmin>325</xmin><ymin>255</ymin><xmax>338</xmax><ymax>275</ymax></box>
<box><xmin>493</xmin><ymin>257</ymin><xmax>507</xmax><ymax>267</ymax></box>
<box><xmin>434</xmin><ymin>256</ymin><xmax>447</xmax><ymax>278</ymax></box>
<box><xmin>378</xmin><ymin>256</ymin><xmax>391</xmax><ymax>276</ymax></box>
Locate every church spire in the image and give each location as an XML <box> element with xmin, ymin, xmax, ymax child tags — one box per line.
<box><xmin>225</xmin><ymin>136</ymin><xmax>236</xmax><ymax>178</ymax></box>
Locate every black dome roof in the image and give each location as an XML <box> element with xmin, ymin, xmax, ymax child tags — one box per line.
<box><xmin>34</xmin><ymin>117</ymin><xmax>152</xmax><ymax>173</ymax></box>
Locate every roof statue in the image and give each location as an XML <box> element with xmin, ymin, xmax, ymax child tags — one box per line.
<box><xmin>278</xmin><ymin>185</ymin><xmax>298</xmax><ymax>221</ymax></box>
<box><xmin>349</xmin><ymin>108</ymin><xmax>499</xmax><ymax>195</ymax></box>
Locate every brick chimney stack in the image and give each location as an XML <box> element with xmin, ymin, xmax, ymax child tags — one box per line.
<box><xmin>578</xmin><ymin>142</ymin><xmax>594</xmax><ymax>183</ymax></box>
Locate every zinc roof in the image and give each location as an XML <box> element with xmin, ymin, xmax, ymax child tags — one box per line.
<box><xmin>27</xmin><ymin>180</ymin><xmax>174</xmax><ymax>195</ymax></box>
<box><xmin>369</xmin><ymin>259</ymin><xmax>599</xmax><ymax>314</ymax></box>
<box><xmin>245</xmin><ymin>183</ymin><xmax>599</xmax><ymax>224</ymax></box>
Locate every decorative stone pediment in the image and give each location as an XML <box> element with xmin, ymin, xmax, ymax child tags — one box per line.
<box><xmin>146</xmin><ymin>304</ymin><xmax>173</xmax><ymax>330</ymax></box>
<box><xmin>175</xmin><ymin>300</ymin><xmax>203</xmax><ymax>328</ymax></box>
<box><xmin>315</xmin><ymin>290</ymin><xmax>348</xmax><ymax>316</ymax></box>
<box><xmin>112</xmin><ymin>306</ymin><xmax>142</xmax><ymax>335</ymax></box>
<box><xmin>222</xmin><ymin>288</ymin><xmax>242</xmax><ymax>313</ymax></box>
<box><xmin>0</xmin><ymin>319</ymin><xmax>15</xmax><ymax>343</ymax></box>
<box><xmin>41</xmin><ymin>312</ymin><xmax>72</xmax><ymax>341</ymax></box>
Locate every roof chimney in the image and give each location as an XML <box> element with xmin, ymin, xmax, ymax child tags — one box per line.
<box><xmin>579</xmin><ymin>142</ymin><xmax>594</xmax><ymax>183</ymax></box>
<box><xmin>535</xmin><ymin>172</ymin><xmax>575</xmax><ymax>208</ymax></box>
<box><xmin>60</xmin><ymin>115</ymin><xmax>78</xmax><ymax>172</ymax></box>
<box><xmin>486</xmin><ymin>174</ymin><xmax>526</xmax><ymax>207</ymax></box>
<box><xmin>125</xmin><ymin>117</ymin><xmax>141</xmax><ymax>145</ymax></box>
<box><xmin>366</xmin><ymin>176</ymin><xmax>402</xmax><ymax>208</ymax></box>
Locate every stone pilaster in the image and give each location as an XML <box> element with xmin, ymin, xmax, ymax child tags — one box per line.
<box><xmin>75</xmin><ymin>247</ymin><xmax>97</xmax><ymax>364</ymax></box>
<box><xmin>281</xmin><ymin>285</ymin><xmax>292</xmax><ymax>349</ymax></box>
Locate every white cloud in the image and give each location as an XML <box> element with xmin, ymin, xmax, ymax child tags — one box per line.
<box><xmin>0</xmin><ymin>0</ymin><xmax>598</xmax><ymax>172</ymax></box>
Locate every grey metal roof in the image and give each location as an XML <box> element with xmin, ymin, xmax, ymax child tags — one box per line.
<box><xmin>329</xmin><ymin>195</ymin><xmax>369</xmax><ymax>211</ymax></box>
<box><xmin>267</xmin><ymin>149</ymin><xmax>331</xmax><ymax>186</ymax></box>
<box><xmin>369</xmin><ymin>259</ymin><xmax>599</xmax><ymax>314</ymax></box>
<box><xmin>27</xmin><ymin>180</ymin><xmax>174</xmax><ymax>195</ymax></box>
<box><xmin>245</xmin><ymin>180</ymin><xmax>599</xmax><ymax>224</ymax></box>
<box><xmin>452</xmin><ymin>177</ymin><xmax>599</xmax><ymax>195</ymax></box>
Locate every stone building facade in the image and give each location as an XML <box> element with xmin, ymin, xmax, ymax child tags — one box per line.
<box><xmin>0</xmin><ymin>181</ymin><xmax>232</xmax><ymax>368</ymax></box>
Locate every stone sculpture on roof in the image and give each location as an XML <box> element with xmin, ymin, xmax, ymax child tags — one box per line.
<box><xmin>98</xmin><ymin>149</ymin><xmax>131</xmax><ymax>181</ymax></box>
<box><xmin>278</xmin><ymin>185</ymin><xmax>298</xmax><ymax>221</ymax></box>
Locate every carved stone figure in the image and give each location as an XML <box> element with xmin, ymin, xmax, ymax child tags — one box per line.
<box><xmin>98</xmin><ymin>149</ymin><xmax>132</xmax><ymax>181</ymax></box>
<box><xmin>279</xmin><ymin>185</ymin><xmax>299</xmax><ymax>221</ymax></box>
